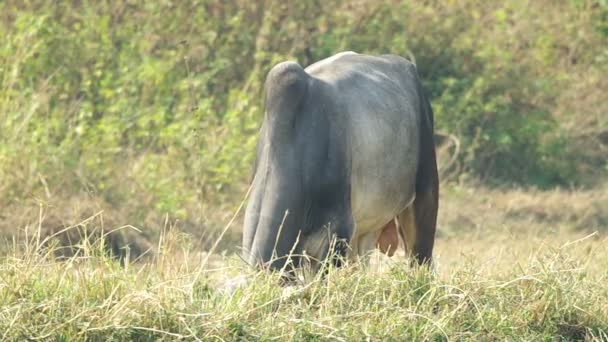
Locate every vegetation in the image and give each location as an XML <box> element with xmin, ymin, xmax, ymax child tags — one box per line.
<box><xmin>1</xmin><ymin>186</ymin><xmax>607</xmax><ymax>340</ymax></box>
<box><xmin>1</xmin><ymin>1</ymin><xmax>607</xmax><ymax>236</ymax></box>
<box><xmin>0</xmin><ymin>1</ymin><xmax>607</xmax><ymax>339</ymax></box>
<box><xmin>1</xmin><ymin>181</ymin><xmax>607</xmax><ymax>340</ymax></box>
<box><xmin>0</xmin><ymin>195</ymin><xmax>608</xmax><ymax>341</ymax></box>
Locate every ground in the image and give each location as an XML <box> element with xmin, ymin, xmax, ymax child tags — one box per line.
<box><xmin>0</xmin><ymin>183</ymin><xmax>606</xmax><ymax>340</ymax></box>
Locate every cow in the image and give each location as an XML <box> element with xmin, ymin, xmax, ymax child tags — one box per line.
<box><xmin>242</xmin><ymin>51</ymin><xmax>439</xmax><ymax>275</ymax></box>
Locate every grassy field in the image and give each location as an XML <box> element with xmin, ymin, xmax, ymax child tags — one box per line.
<box><xmin>1</xmin><ymin>184</ymin><xmax>606</xmax><ymax>341</ymax></box>
<box><xmin>1</xmin><ymin>1</ymin><xmax>607</xmax><ymax>340</ymax></box>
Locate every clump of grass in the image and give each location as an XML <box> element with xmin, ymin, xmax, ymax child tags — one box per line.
<box><xmin>0</xmin><ymin>219</ymin><xmax>606</xmax><ymax>340</ymax></box>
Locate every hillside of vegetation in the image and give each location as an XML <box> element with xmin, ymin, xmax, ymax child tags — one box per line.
<box><xmin>1</xmin><ymin>1</ymin><xmax>607</xmax><ymax>256</ymax></box>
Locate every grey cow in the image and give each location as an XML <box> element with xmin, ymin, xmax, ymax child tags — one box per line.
<box><xmin>242</xmin><ymin>51</ymin><xmax>439</xmax><ymax>274</ymax></box>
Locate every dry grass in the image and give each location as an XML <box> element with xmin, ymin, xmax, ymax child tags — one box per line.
<box><xmin>0</xmin><ymin>184</ymin><xmax>607</xmax><ymax>340</ymax></box>
<box><xmin>0</xmin><ymin>229</ymin><xmax>606</xmax><ymax>340</ymax></box>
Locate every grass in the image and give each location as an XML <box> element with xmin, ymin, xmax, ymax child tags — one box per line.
<box><xmin>1</xmin><ymin>185</ymin><xmax>607</xmax><ymax>341</ymax></box>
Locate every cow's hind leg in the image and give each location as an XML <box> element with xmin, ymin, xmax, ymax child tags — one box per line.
<box><xmin>396</xmin><ymin>206</ymin><xmax>414</xmax><ymax>257</ymax></box>
<box><xmin>400</xmin><ymin>79</ymin><xmax>440</xmax><ymax>266</ymax></box>
<box><xmin>398</xmin><ymin>141</ymin><xmax>439</xmax><ymax>265</ymax></box>
<box><xmin>397</xmin><ymin>183</ymin><xmax>437</xmax><ymax>266</ymax></box>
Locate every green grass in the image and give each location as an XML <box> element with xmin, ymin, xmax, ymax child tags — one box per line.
<box><xmin>1</xmin><ymin>223</ymin><xmax>606</xmax><ymax>341</ymax></box>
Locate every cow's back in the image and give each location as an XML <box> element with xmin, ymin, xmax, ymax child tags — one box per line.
<box><xmin>305</xmin><ymin>52</ymin><xmax>422</xmax><ymax>239</ymax></box>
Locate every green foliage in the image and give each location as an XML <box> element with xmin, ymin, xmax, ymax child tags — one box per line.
<box><xmin>0</xmin><ymin>0</ymin><xmax>606</xmax><ymax>230</ymax></box>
